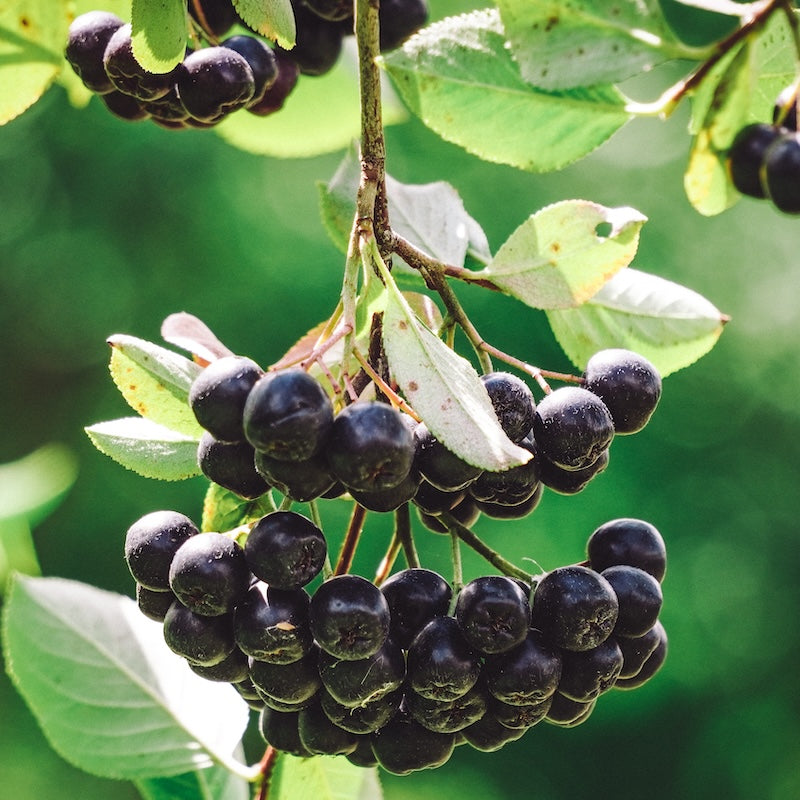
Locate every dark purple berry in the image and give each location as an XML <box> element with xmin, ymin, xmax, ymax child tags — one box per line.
<box><xmin>461</xmin><ymin>711</ymin><xmax>527</xmax><ymax>751</ymax></box>
<box><xmin>249</xmin><ymin>648</ymin><xmax>321</xmax><ymax>704</ymax></box>
<box><xmin>405</xmin><ymin>683</ymin><xmax>488</xmax><ymax>733</ymax></box>
<box><xmin>298</xmin><ymin>700</ymin><xmax>358</xmax><ymax>755</ymax></box>
<box><xmin>762</xmin><ymin>131</ymin><xmax>800</xmax><ymax>214</ymax></box>
<box><xmin>481</xmin><ymin>371</ymin><xmax>535</xmax><ymax>443</ymax></box>
<box><xmin>189</xmin><ymin>355</ymin><xmax>264</xmax><ymax>443</ymax></box>
<box><xmin>412</xmin><ymin>480</ymin><xmax>465</xmax><ymax>515</ymax></box>
<box><xmin>773</xmin><ymin>84</ymin><xmax>799</xmax><ymax>130</ymax></box>
<box><xmin>615</xmin><ymin>624</ymin><xmax>668</xmax><ymax>690</ymax></box>
<box><xmin>474</xmin><ymin>485</ymin><xmax>543</xmax><ymax>519</ymax></box>
<box><xmin>103</xmin><ymin>24</ymin><xmax>179</xmax><ymax>101</ymax></box>
<box><xmin>617</xmin><ymin>620</ymin><xmax>663</xmax><ymax>679</ymax></box>
<box><xmin>544</xmin><ymin>692</ymin><xmax>595</xmax><ymax>727</ymax></box>
<box><xmin>349</xmin><ymin>470</ymin><xmax>421</xmax><ymax>512</ymax></box>
<box><xmin>587</xmin><ymin>518</ymin><xmax>667</xmax><ymax>582</ymax></box>
<box><xmin>414</xmin><ymin>423</ymin><xmax>482</xmax><ymax>492</ymax></box>
<box><xmin>537</xmin><ymin>447</ymin><xmax>609</xmax><ymax>495</ymax></box>
<box><xmin>379</xmin><ymin>0</ymin><xmax>428</xmax><ymax>52</ymax></box>
<box><xmin>198</xmin><ymin>433</ymin><xmax>269</xmax><ymax>499</ymax></box>
<box><xmin>136</xmin><ymin>585</ymin><xmax>176</xmax><ymax>622</ymax></box>
<box><xmin>65</xmin><ymin>11</ymin><xmax>125</xmax><ymax>93</ymax></box>
<box><xmin>254</xmin><ymin>449</ymin><xmax>335</xmax><ymax>502</ymax></box>
<box><xmin>222</xmin><ymin>35</ymin><xmax>279</xmax><ymax>106</ymax></box>
<box><xmin>101</xmin><ymin>90</ymin><xmax>149</xmax><ymax>120</ymax></box>
<box><xmin>258</xmin><ymin>708</ymin><xmax>311</xmax><ymax>756</ymax></box>
<box><xmin>247</xmin><ymin>49</ymin><xmax>299</xmax><ymax>116</ymax></box>
<box><xmin>310</xmin><ymin>575</ymin><xmax>391</xmax><ymax>660</ymax></box>
<box><xmin>189</xmin><ymin>647</ymin><xmax>249</xmax><ymax>682</ymax></box>
<box><xmin>420</xmin><ymin>496</ymin><xmax>480</xmax><ymax>535</ymax></box>
<box><xmin>488</xmin><ymin>695</ymin><xmax>551</xmax><ymax>729</ymax></box>
<box><xmin>284</xmin><ymin>3</ymin><xmax>344</xmax><ymax>76</ymax></box>
<box><xmin>189</xmin><ymin>0</ymin><xmax>239</xmax><ymax>38</ymax></box>
<box><xmin>371</xmin><ymin>710</ymin><xmax>455</xmax><ymax>774</ymax></box>
<box><xmin>320</xmin><ymin>688</ymin><xmax>402</xmax><ymax>734</ymax></box>
<box><xmin>583</xmin><ymin>349</ymin><xmax>662</xmax><ymax>434</ymax></box>
<box><xmin>346</xmin><ymin>736</ymin><xmax>379</xmax><ymax>767</ymax></box>
<box><xmin>727</xmin><ymin>123</ymin><xmax>783</xmax><ymax>198</ymax></box>
<box><xmin>601</xmin><ymin>565</ymin><xmax>663</xmax><ymax>637</ymax></box>
<box><xmin>530</xmin><ymin>565</ymin><xmax>619</xmax><ymax>652</ymax></box>
<box><xmin>557</xmin><ymin>637</ymin><xmax>624</xmax><ymax>702</ymax></box>
<box><xmin>162</xmin><ymin>602</ymin><xmax>235</xmax><ymax>665</ymax></box>
<box><xmin>303</xmin><ymin>0</ymin><xmax>353</xmax><ymax>22</ymax></box>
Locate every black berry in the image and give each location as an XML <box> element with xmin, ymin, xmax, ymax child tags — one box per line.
<box><xmin>197</xmin><ymin>433</ymin><xmax>269</xmax><ymax>499</ymax></box>
<box><xmin>762</xmin><ymin>131</ymin><xmax>800</xmax><ymax>214</ymax></box>
<box><xmin>557</xmin><ymin>637</ymin><xmax>624</xmax><ymax>702</ymax></box>
<box><xmin>222</xmin><ymin>35</ymin><xmax>279</xmax><ymax>107</ymax></box>
<box><xmin>258</xmin><ymin>708</ymin><xmax>311</xmax><ymax>756</ymax></box>
<box><xmin>727</xmin><ymin>123</ymin><xmax>783</xmax><ymax>198</ymax></box>
<box><xmin>379</xmin><ymin>0</ymin><xmax>429</xmax><ymax>52</ymax></box>
<box><xmin>371</xmin><ymin>710</ymin><xmax>455</xmax><ymax>774</ymax></box>
<box><xmin>103</xmin><ymin>24</ymin><xmax>179</xmax><ymax>101</ymax></box>
<box><xmin>65</xmin><ymin>11</ymin><xmax>124</xmax><ymax>93</ymax></box>
<box><xmin>601</xmin><ymin>565</ymin><xmax>663</xmax><ymax>637</ymax></box>
<box><xmin>587</xmin><ymin>518</ymin><xmax>667</xmax><ymax>582</ymax></box>
<box><xmin>414</xmin><ymin>423</ymin><xmax>482</xmax><ymax>491</ymax></box>
<box><xmin>136</xmin><ymin>585</ymin><xmax>176</xmax><ymax>622</ymax></box>
<box><xmin>481</xmin><ymin>371</ymin><xmax>535</xmax><ymax>443</ymax></box>
<box><xmin>162</xmin><ymin>602</ymin><xmax>235</xmax><ymax>665</ymax></box>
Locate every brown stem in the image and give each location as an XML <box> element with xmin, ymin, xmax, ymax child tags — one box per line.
<box><xmin>478</xmin><ymin>341</ymin><xmax>584</xmax><ymax>395</ymax></box>
<box><xmin>374</xmin><ymin>530</ymin><xmax>403</xmax><ymax>585</ymax></box>
<box><xmin>255</xmin><ymin>746</ymin><xmax>279</xmax><ymax>800</ymax></box>
<box><xmin>394</xmin><ymin>502</ymin><xmax>420</xmax><ymax>569</ymax></box>
<box><xmin>334</xmin><ymin>503</ymin><xmax>368</xmax><ymax>575</ymax></box>
<box><xmin>352</xmin><ymin>347</ymin><xmax>422</xmax><ymax>421</ymax></box>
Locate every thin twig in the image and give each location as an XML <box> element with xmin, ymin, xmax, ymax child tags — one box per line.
<box><xmin>394</xmin><ymin>502</ymin><xmax>420</xmax><ymax>568</ymax></box>
<box><xmin>334</xmin><ymin>503</ymin><xmax>368</xmax><ymax>575</ymax></box>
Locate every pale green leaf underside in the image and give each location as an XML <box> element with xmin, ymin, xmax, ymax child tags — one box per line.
<box><xmin>234</xmin><ymin>0</ymin><xmax>295</xmax><ymax>49</ymax></box>
<box><xmin>318</xmin><ymin>143</ymin><xmax>491</xmax><ymax>268</ymax></box>
<box><xmin>217</xmin><ymin>41</ymin><xmax>406</xmax><ymax>157</ymax></box>
<box><xmin>475</xmin><ymin>200</ymin><xmax>646</xmax><ymax>309</ymax></box>
<box><xmin>0</xmin><ymin>0</ymin><xmax>68</xmax><ymax>124</ymax></box>
<box><xmin>546</xmin><ymin>267</ymin><xmax>726</xmax><ymax>376</ymax></box>
<box><xmin>497</xmin><ymin>0</ymin><xmax>683</xmax><ymax>91</ymax></box>
<box><xmin>85</xmin><ymin>417</ymin><xmax>201</xmax><ymax>481</ymax></box>
<box><xmin>378</xmin><ymin>260</ymin><xmax>530</xmax><ymax>471</ymax></box>
<box><xmin>0</xmin><ymin>443</ymin><xmax>77</xmax><ymax>526</ymax></box>
<box><xmin>136</xmin><ymin>761</ymin><xmax>250</xmax><ymax>800</ymax></box>
<box><xmin>270</xmin><ymin>753</ymin><xmax>382</xmax><ymax>800</ymax></box>
<box><xmin>3</xmin><ymin>576</ymin><xmax>250</xmax><ymax>780</ymax></box>
<box><xmin>382</xmin><ymin>9</ymin><xmax>631</xmax><ymax>172</ymax></box>
<box><xmin>201</xmin><ymin>483</ymin><xmax>276</xmax><ymax>533</ymax></box>
<box><xmin>684</xmin><ymin>12</ymin><xmax>797</xmax><ymax>216</ymax></box>
<box><xmin>131</xmin><ymin>0</ymin><xmax>186</xmax><ymax>73</ymax></box>
<box><xmin>108</xmin><ymin>334</ymin><xmax>204</xmax><ymax>437</ymax></box>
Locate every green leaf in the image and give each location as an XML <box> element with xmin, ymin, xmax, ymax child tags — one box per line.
<box><xmin>497</xmin><ymin>0</ymin><xmax>685</xmax><ymax>91</ymax></box>
<box><xmin>474</xmin><ymin>201</ymin><xmax>646</xmax><ymax>310</ymax></box>
<box><xmin>381</xmin><ymin>9</ymin><xmax>631</xmax><ymax>172</ymax></box>
<box><xmin>3</xmin><ymin>575</ymin><xmax>250</xmax><ymax>780</ymax></box>
<box><xmin>684</xmin><ymin>11</ymin><xmax>797</xmax><ymax>215</ymax></box>
<box><xmin>131</xmin><ymin>0</ymin><xmax>187</xmax><ymax>74</ymax></box>
<box><xmin>108</xmin><ymin>334</ymin><xmax>204</xmax><ymax>437</ymax></box>
<box><xmin>318</xmin><ymin>143</ymin><xmax>491</xmax><ymax>267</ymax></box>
<box><xmin>136</xmin><ymin>761</ymin><xmax>250</xmax><ymax>800</ymax></box>
<box><xmin>233</xmin><ymin>0</ymin><xmax>295</xmax><ymax>49</ymax></box>
<box><xmin>201</xmin><ymin>483</ymin><xmax>276</xmax><ymax>533</ymax></box>
<box><xmin>217</xmin><ymin>41</ymin><xmax>406</xmax><ymax>158</ymax></box>
<box><xmin>85</xmin><ymin>417</ymin><xmax>201</xmax><ymax>481</ymax></box>
<box><xmin>0</xmin><ymin>0</ymin><xmax>69</xmax><ymax>124</ymax></box>
<box><xmin>545</xmin><ymin>268</ymin><xmax>727</xmax><ymax>376</ymax></box>
<box><xmin>372</xmin><ymin>248</ymin><xmax>530</xmax><ymax>471</ymax></box>
<box><xmin>270</xmin><ymin>754</ymin><xmax>382</xmax><ymax>800</ymax></box>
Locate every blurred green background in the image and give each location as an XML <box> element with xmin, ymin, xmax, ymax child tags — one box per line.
<box><xmin>2</xmin><ymin>1</ymin><xmax>799</xmax><ymax>798</ymax></box>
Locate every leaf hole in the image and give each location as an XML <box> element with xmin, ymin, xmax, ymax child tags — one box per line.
<box><xmin>595</xmin><ymin>222</ymin><xmax>613</xmax><ymax>239</ymax></box>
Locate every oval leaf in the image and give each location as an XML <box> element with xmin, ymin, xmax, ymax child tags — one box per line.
<box><xmin>475</xmin><ymin>201</ymin><xmax>647</xmax><ymax>309</ymax></box>
<box><xmin>233</xmin><ymin>0</ymin><xmax>295</xmax><ymax>49</ymax></box>
<box><xmin>136</xmin><ymin>762</ymin><xmax>250</xmax><ymax>800</ymax></box>
<box><xmin>108</xmin><ymin>334</ymin><xmax>204</xmax><ymax>437</ymax></box>
<box><xmin>497</xmin><ymin>0</ymin><xmax>684</xmax><ymax>91</ymax></box>
<box><xmin>202</xmin><ymin>483</ymin><xmax>276</xmax><ymax>533</ymax></box>
<box><xmin>375</xmin><ymin>252</ymin><xmax>530</xmax><ymax>471</ymax></box>
<box><xmin>381</xmin><ymin>9</ymin><xmax>631</xmax><ymax>172</ymax></box>
<box><xmin>545</xmin><ymin>268</ymin><xmax>727</xmax><ymax>376</ymax></box>
<box><xmin>270</xmin><ymin>753</ymin><xmax>382</xmax><ymax>800</ymax></box>
<box><xmin>131</xmin><ymin>0</ymin><xmax>187</xmax><ymax>74</ymax></box>
<box><xmin>3</xmin><ymin>575</ymin><xmax>250</xmax><ymax>779</ymax></box>
<box><xmin>85</xmin><ymin>417</ymin><xmax>201</xmax><ymax>480</ymax></box>
<box><xmin>160</xmin><ymin>312</ymin><xmax>235</xmax><ymax>365</ymax></box>
<box><xmin>0</xmin><ymin>0</ymin><xmax>68</xmax><ymax>124</ymax></box>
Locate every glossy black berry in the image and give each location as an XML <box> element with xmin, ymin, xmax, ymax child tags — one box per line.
<box><xmin>587</xmin><ymin>518</ymin><xmax>667</xmax><ymax>582</ymax></box>
<box><xmin>177</xmin><ymin>46</ymin><xmax>255</xmax><ymax>123</ymax></box>
<box><xmin>168</xmin><ymin>532</ymin><xmax>250</xmax><ymax>616</ymax></box>
<box><xmin>286</xmin><ymin>3</ymin><xmax>344</xmax><ymax>76</ymax></box>
<box><xmin>103</xmin><ymin>25</ymin><xmax>179</xmax><ymax>101</ymax></box>
<box><xmin>136</xmin><ymin>585</ymin><xmax>176</xmax><ymax>622</ymax></box>
<box><xmin>532</xmin><ymin>386</ymin><xmax>614</xmax><ymax>471</ymax></box>
<box><xmin>412</xmin><ymin>480</ymin><xmax>465</xmax><ymax>515</ymax></box>
<box><xmin>407</xmin><ymin>616</ymin><xmax>482</xmax><ymax>701</ymax></box>
<box><xmin>198</xmin><ymin>433</ymin><xmax>269</xmax><ymax>499</ymax></box>
<box><xmin>615</xmin><ymin>624</ymin><xmax>668</xmax><ymax>690</ymax></box>
<box><xmin>189</xmin><ymin>0</ymin><xmax>239</xmax><ymax>38</ymax></box>
<box><xmin>162</xmin><ymin>602</ymin><xmax>235</xmax><ymax>665</ymax></box>
<box><xmin>414</xmin><ymin>423</ymin><xmax>482</xmax><ymax>491</ymax></box>
<box><xmin>245</xmin><ymin>511</ymin><xmax>326</xmax><ymax>590</ymax></box>
<box><xmin>349</xmin><ymin>471</ymin><xmax>421</xmax><ymax>512</ymax></box>
<box><xmin>405</xmin><ymin>683</ymin><xmax>488</xmax><ymax>733</ymax></box>
<box><xmin>455</xmin><ymin>576</ymin><xmax>530</xmax><ymax>655</ymax></box>
<box><xmin>189</xmin><ymin>355</ymin><xmax>264</xmax><ymax>443</ymax></box>
<box><xmin>243</xmin><ymin>369</ymin><xmax>333</xmax><ymax>460</ymax></box>
<box><xmin>371</xmin><ymin>710</ymin><xmax>455</xmax><ymax>774</ymax></box>
<box><xmin>557</xmin><ymin>637</ymin><xmax>623</xmax><ymax>702</ymax></box>
<box><xmin>326</xmin><ymin>401</ymin><xmax>415</xmax><ymax>491</ymax></box>
<box><xmin>544</xmin><ymin>692</ymin><xmax>596</xmax><ymax>727</ymax></box>
<box><xmin>234</xmin><ymin>582</ymin><xmax>313</xmax><ymax>663</ymax></box>
<box><xmin>420</xmin><ymin>496</ymin><xmax>480</xmax><ymax>535</ymax></box>
<box><xmin>488</xmin><ymin>695</ymin><xmax>551</xmax><ymax>729</ymax></box>
<box><xmin>249</xmin><ymin>647</ymin><xmax>321</xmax><ymax>704</ymax></box>
<box><xmin>530</xmin><ymin>565</ymin><xmax>619</xmax><ymax>652</ymax></box>
<box><xmin>474</xmin><ymin>485</ymin><xmax>543</xmax><ymax>520</ymax></box>
<box><xmin>318</xmin><ymin>638</ymin><xmax>405</xmax><ymax>707</ymax></box>
<box><xmin>346</xmin><ymin>735</ymin><xmax>379</xmax><ymax>767</ymax></box>
<box><xmin>320</xmin><ymin>688</ymin><xmax>402</xmax><ymax>734</ymax></box>
<box><xmin>65</xmin><ymin>11</ymin><xmax>124</xmax><ymax>93</ymax></box>
<box><xmin>101</xmin><ymin>90</ymin><xmax>149</xmax><ymax>120</ymax></box>
<box><xmin>617</xmin><ymin>620</ymin><xmax>663</xmax><ymax>679</ymax></box>
<box><xmin>247</xmin><ymin>49</ymin><xmax>299</xmax><ymax>116</ymax></box>
<box><xmin>310</xmin><ymin>575</ymin><xmax>391</xmax><ymax>660</ymax></box>
<box><xmin>461</xmin><ymin>711</ymin><xmax>527</xmax><ymax>751</ymax></box>
<box><xmin>298</xmin><ymin>700</ymin><xmax>358</xmax><ymax>755</ymax></box>
<box><xmin>189</xmin><ymin>647</ymin><xmax>249</xmax><ymax>683</ymax></box>
<box><xmin>583</xmin><ymin>349</ymin><xmax>662</xmax><ymax>434</ymax></box>
<box><xmin>481</xmin><ymin>371</ymin><xmax>535</xmax><ymax>443</ymax></box>
<box><xmin>379</xmin><ymin>0</ymin><xmax>429</xmax><ymax>52</ymax></box>
<box><xmin>727</xmin><ymin>123</ymin><xmax>783</xmax><ymax>198</ymax></box>
<box><xmin>483</xmin><ymin>628</ymin><xmax>562</xmax><ymax>704</ymax></box>
<box><xmin>222</xmin><ymin>35</ymin><xmax>279</xmax><ymax>107</ymax></box>
<box><xmin>537</xmin><ymin>446</ymin><xmax>609</xmax><ymax>495</ymax></box>
<box><xmin>601</xmin><ymin>565</ymin><xmax>663</xmax><ymax>637</ymax></box>
<box><xmin>125</xmin><ymin>510</ymin><xmax>199</xmax><ymax>591</ymax></box>
<box><xmin>254</xmin><ymin>450</ymin><xmax>335</xmax><ymax>502</ymax></box>
<box><xmin>469</xmin><ymin>436</ymin><xmax>539</xmax><ymax>506</ymax></box>
<box><xmin>258</xmin><ymin>708</ymin><xmax>312</xmax><ymax>756</ymax></box>
<box><xmin>380</xmin><ymin>568</ymin><xmax>452</xmax><ymax>649</ymax></box>
<box><xmin>762</xmin><ymin>131</ymin><xmax>800</xmax><ymax>214</ymax></box>
<box><xmin>773</xmin><ymin>84</ymin><xmax>799</xmax><ymax>130</ymax></box>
